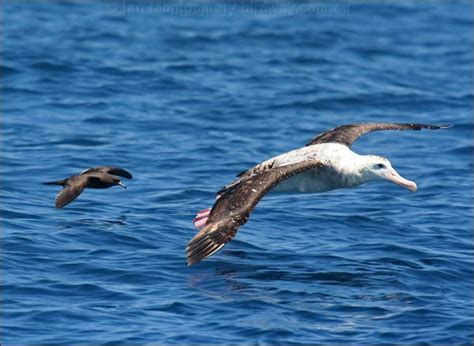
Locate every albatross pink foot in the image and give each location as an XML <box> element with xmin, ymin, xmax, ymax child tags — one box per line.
<box><xmin>193</xmin><ymin>208</ymin><xmax>211</xmax><ymax>229</ymax></box>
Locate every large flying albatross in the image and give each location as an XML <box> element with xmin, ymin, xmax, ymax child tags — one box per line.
<box><xmin>186</xmin><ymin>122</ymin><xmax>450</xmax><ymax>265</ymax></box>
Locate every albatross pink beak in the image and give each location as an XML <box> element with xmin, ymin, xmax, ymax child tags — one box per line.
<box><xmin>387</xmin><ymin>169</ymin><xmax>417</xmax><ymax>192</ymax></box>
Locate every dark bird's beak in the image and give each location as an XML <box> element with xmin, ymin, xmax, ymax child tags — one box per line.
<box><xmin>118</xmin><ymin>182</ymin><xmax>127</xmax><ymax>189</ymax></box>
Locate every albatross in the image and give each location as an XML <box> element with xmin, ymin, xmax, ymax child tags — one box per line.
<box><xmin>44</xmin><ymin>166</ymin><xmax>133</xmax><ymax>208</ymax></box>
<box><xmin>186</xmin><ymin>122</ymin><xmax>450</xmax><ymax>265</ymax></box>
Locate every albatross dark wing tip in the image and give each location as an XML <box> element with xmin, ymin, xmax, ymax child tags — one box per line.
<box><xmin>418</xmin><ymin>124</ymin><xmax>452</xmax><ymax>130</ymax></box>
<box><xmin>186</xmin><ymin>220</ymin><xmax>238</xmax><ymax>266</ymax></box>
<box><xmin>406</xmin><ymin>123</ymin><xmax>453</xmax><ymax>130</ymax></box>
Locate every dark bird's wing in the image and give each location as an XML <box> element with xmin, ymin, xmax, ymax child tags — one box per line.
<box><xmin>306</xmin><ymin>123</ymin><xmax>451</xmax><ymax>148</ymax></box>
<box><xmin>43</xmin><ymin>179</ymin><xmax>66</xmax><ymax>186</ymax></box>
<box><xmin>55</xmin><ymin>177</ymin><xmax>88</xmax><ymax>208</ymax></box>
<box><xmin>186</xmin><ymin>158</ymin><xmax>324</xmax><ymax>265</ymax></box>
<box><xmin>80</xmin><ymin>167</ymin><xmax>133</xmax><ymax>179</ymax></box>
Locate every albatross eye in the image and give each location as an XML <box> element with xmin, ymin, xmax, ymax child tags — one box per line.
<box><xmin>376</xmin><ymin>163</ymin><xmax>386</xmax><ymax>169</ymax></box>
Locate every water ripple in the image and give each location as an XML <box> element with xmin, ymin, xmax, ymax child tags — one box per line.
<box><xmin>2</xmin><ymin>1</ymin><xmax>472</xmax><ymax>345</ymax></box>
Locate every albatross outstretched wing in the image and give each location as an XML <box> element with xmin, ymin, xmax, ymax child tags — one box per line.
<box><xmin>306</xmin><ymin>123</ymin><xmax>451</xmax><ymax>148</ymax></box>
<box><xmin>80</xmin><ymin>166</ymin><xmax>133</xmax><ymax>179</ymax></box>
<box><xmin>186</xmin><ymin>158</ymin><xmax>325</xmax><ymax>265</ymax></box>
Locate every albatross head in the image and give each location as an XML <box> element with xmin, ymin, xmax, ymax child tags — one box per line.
<box><xmin>361</xmin><ymin>156</ymin><xmax>417</xmax><ymax>192</ymax></box>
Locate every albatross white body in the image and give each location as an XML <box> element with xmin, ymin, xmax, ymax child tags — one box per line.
<box><xmin>265</xmin><ymin>143</ymin><xmax>366</xmax><ymax>193</ymax></box>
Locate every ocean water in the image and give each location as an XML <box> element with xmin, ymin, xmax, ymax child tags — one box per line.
<box><xmin>2</xmin><ymin>1</ymin><xmax>473</xmax><ymax>344</ymax></box>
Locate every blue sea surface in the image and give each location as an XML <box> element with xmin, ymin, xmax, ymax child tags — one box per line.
<box><xmin>2</xmin><ymin>1</ymin><xmax>473</xmax><ymax>344</ymax></box>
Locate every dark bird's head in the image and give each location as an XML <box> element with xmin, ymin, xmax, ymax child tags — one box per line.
<box><xmin>112</xmin><ymin>176</ymin><xmax>127</xmax><ymax>189</ymax></box>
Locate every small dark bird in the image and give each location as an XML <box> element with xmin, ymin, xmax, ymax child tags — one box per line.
<box><xmin>43</xmin><ymin>166</ymin><xmax>133</xmax><ymax>208</ymax></box>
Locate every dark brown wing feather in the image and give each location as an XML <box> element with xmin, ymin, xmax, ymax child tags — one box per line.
<box><xmin>55</xmin><ymin>176</ymin><xmax>88</xmax><ymax>208</ymax></box>
<box><xmin>217</xmin><ymin>159</ymin><xmax>277</xmax><ymax>196</ymax></box>
<box><xmin>186</xmin><ymin>158</ymin><xmax>324</xmax><ymax>265</ymax></box>
<box><xmin>80</xmin><ymin>167</ymin><xmax>132</xmax><ymax>179</ymax></box>
<box><xmin>306</xmin><ymin>123</ymin><xmax>451</xmax><ymax>147</ymax></box>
